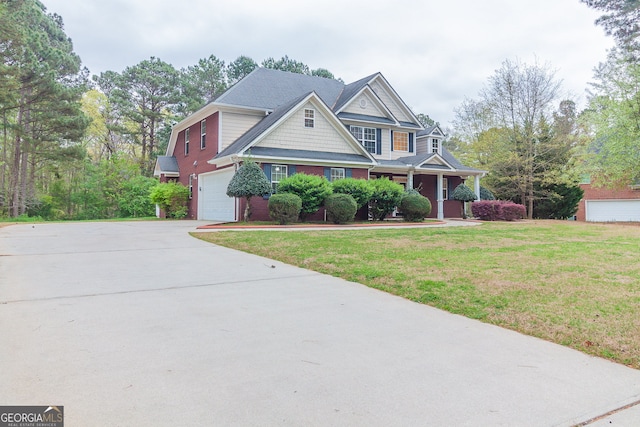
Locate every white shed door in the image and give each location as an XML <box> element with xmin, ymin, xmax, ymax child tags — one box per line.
<box><xmin>586</xmin><ymin>200</ymin><xmax>640</xmax><ymax>222</ymax></box>
<box><xmin>199</xmin><ymin>169</ymin><xmax>236</xmax><ymax>221</ymax></box>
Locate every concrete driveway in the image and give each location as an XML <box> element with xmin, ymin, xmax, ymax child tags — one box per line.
<box><xmin>1</xmin><ymin>221</ymin><xmax>639</xmax><ymax>426</ymax></box>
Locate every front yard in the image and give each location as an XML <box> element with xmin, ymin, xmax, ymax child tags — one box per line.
<box><xmin>193</xmin><ymin>221</ymin><xmax>640</xmax><ymax>368</ymax></box>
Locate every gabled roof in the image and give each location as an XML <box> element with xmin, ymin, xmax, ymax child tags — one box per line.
<box><xmin>417</xmin><ymin>124</ymin><xmax>445</xmax><ymax>137</ymax></box>
<box><xmin>374</xmin><ymin>147</ymin><xmax>485</xmax><ymax>175</ymax></box>
<box><xmin>334</xmin><ymin>73</ymin><xmax>378</xmax><ymax>111</ymax></box>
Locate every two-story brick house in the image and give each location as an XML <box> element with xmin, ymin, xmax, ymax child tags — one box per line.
<box><xmin>154</xmin><ymin>68</ymin><xmax>485</xmax><ymax>221</ymax></box>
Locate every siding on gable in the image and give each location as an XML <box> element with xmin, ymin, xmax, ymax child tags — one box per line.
<box><xmin>370</xmin><ymin>82</ymin><xmax>412</xmax><ymax>123</ymax></box>
<box><xmin>220</xmin><ymin>111</ymin><xmax>263</xmax><ymax>152</ymax></box>
<box><xmin>258</xmin><ymin>102</ymin><xmax>359</xmax><ymax>155</ymax></box>
<box><xmin>416</xmin><ymin>136</ymin><xmax>429</xmax><ymax>155</ymax></box>
<box><xmin>341</xmin><ymin>93</ymin><xmax>387</xmax><ymax>118</ymax></box>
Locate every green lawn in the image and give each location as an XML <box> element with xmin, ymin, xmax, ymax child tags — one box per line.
<box><xmin>192</xmin><ymin>220</ymin><xmax>640</xmax><ymax>369</ymax></box>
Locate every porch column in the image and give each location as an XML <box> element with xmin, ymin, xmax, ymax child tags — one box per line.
<box><xmin>407</xmin><ymin>170</ymin><xmax>414</xmax><ymax>190</ymax></box>
<box><xmin>437</xmin><ymin>173</ymin><xmax>444</xmax><ymax>220</ymax></box>
<box><xmin>474</xmin><ymin>175</ymin><xmax>481</xmax><ymax>200</ymax></box>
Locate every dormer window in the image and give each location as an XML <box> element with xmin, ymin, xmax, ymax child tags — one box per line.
<box><xmin>432</xmin><ymin>138</ymin><xmax>440</xmax><ymax>153</ymax></box>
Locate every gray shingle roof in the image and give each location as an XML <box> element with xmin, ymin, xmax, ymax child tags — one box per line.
<box><xmin>333</xmin><ymin>73</ymin><xmax>377</xmax><ymax>111</ymax></box>
<box><xmin>248</xmin><ymin>147</ymin><xmax>374</xmax><ymax>164</ymax></box>
<box><xmin>215</xmin><ymin>68</ymin><xmax>344</xmax><ymax>110</ymax></box>
<box><xmin>156</xmin><ymin>156</ymin><xmax>179</xmax><ymax>174</ymax></box>
<box><xmin>337</xmin><ymin>112</ymin><xmax>396</xmax><ymax>125</ymax></box>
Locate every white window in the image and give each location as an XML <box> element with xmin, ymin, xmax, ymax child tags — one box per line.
<box><xmin>442</xmin><ymin>177</ymin><xmax>448</xmax><ymax>200</ymax></box>
<box><xmin>393</xmin><ymin>131</ymin><xmax>409</xmax><ymax>151</ymax></box>
<box><xmin>271</xmin><ymin>164</ymin><xmax>288</xmax><ymax>192</ymax></box>
<box><xmin>350</xmin><ymin>126</ymin><xmax>376</xmax><ymax>154</ymax></box>
<box><xmin>330</xmin><ymin>168</ymin><xmax>345</xmax><ymax>182</ymax></box>
<box><xmin>188</xmin><ymin>174</ymin><xmax>193</xmax><ymax>199</ymax></box>
<box><xmin>184</xmin><ymin>128</ymin><xmax>190</xmax><ymax>155</ymax></box>
<box><xmin>432</xmin><ymin>138</ymin><xmax>439</xmax><ymax>153</ymax></box>
<box><xmin>304</xmin><ymin>109</ymin><xmax>315</xmax><ymax>128</ymax></box>
<box><xmin>200</xmin><ymin>120</ymin><xmax>206</xmax><ymax>149</ymax></box>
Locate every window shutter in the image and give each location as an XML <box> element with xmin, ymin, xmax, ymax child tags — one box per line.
<box><xmin>376</xmin><ymin>129</ymin><xmax>382</xmax><ymax>155</ymax></box>
<box><xmin>409</xmin><ymin>133</ymin><xmax>414</xmax><ymax>152</ymax></box>
<box><xmin>289</xmin><ymin>165</ymin><xmax>296</xmax><ymax>176</ymax></box>
<box><xmin>346</xmin><ymin>168</ymin><xmax>352</xmax><ymax>178</ymax></box>
<box><xmin>390</xmin><ymin>130</ymin><xmax>394</xmax><ymax>152</ymax></box>
<box><xmin>324</xmin><ymin>167</ymin><xmax>331</xmax><ymax>180</ymax></box>
<box><xmin>262</xmin><ymin>163</ymin><xmax>272</xmax><ymax>199</ymax></box>
<box><xmin>263</xmin><ymin>163</ymin><xmax>272</xmax><ymax>181</ymax></box>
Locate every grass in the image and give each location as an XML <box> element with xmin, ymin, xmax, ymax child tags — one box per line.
<box><xmin>193</xmin><ymin>220</ymin><xmax>640</xmax><ymax>369</ymax></box>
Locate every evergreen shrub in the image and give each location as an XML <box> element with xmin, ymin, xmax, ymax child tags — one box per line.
<box><xmin>276</xmin><ymin>173</ymin><xmax>332</xmax><ymax>220</ymax></box>
<box><xmin>268</xmin><ymin>193</ymin><xmax>302</xmax><ymax>225</ymax></box>
<box><xmin>399</xmin><ymin>192</ymin><xmax>432</xmax><ymax>222</ymax></box>
<box><xmin>325</xmin><ymin>193</ymin><xmax>357</xmax><ymax>224</ymax></box>
<box><xmin>331</xmin><ymin>178</ymin><xmax>373</xmax><ymax>209</ymax></box>
<box><xmin>369</xmin><ymin>178</ymin><xmax>404</xmax><ymax>221</ymax></box>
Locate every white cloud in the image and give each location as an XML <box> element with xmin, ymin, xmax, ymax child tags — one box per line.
<box><xmin>48</xmin><ymin>0</ymin><xmax>613</xmax><ymax>126</ymax></box>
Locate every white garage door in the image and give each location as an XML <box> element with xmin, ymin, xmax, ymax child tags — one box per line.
<box><xmin>586</xmin><ymin>200</ymin><xmax>640</xmax><ymax>222</ymax></box>
<box><xmin>199</xmin><ymin>169</ymin><xmax>237</xmax><ymax>221</ymax></box>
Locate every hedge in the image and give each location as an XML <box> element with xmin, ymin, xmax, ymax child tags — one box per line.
<box><xmin>471</xmin><ymin>200</ymin><xmax>526</xmax><ymax>221</ymax></box>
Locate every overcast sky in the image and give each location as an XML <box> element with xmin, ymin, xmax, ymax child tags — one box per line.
<box><xmin>47</xmin><ymin>0</ymin><xmax>613</xmax><ymax>127</ymax></box>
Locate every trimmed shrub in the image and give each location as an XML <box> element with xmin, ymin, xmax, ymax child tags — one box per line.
<box><xmin>451</xmin><ymin>183</ymin><xmax>477</xmax><ymax>219</ymax></box>
<box><xmin>471</xmin><ymin>200</ymin><xmax>525</xmax><ymax>221</ymax></box>
<box><xmin>331</xmin><ymin>178</ymin><xmax>373</xmax><ymax>209</ymax></box>
<box><xmin>480</xmin><ymin>186</ymin><xmax>495</xmax><ymax>200</ymax></box>
<box><xmin>325</xmin><ymin>193</ymin><xmax>357</xmax><ymax>224</ymax></box>
<box><xmin>399</xmin><ymin>192</ymin><xmax>432</xmax><ymax>222</ymax></box>
<box><xmin>268</xmin><ymin>193</ymin><xmax>302</xmax><ymax>225</ymax></box>
<box><xmin>150</xmin><ymin>181</ymin><xmax>190</xmax><ymax>218</ymax></box>
<box><xmin>226</xmin><ymin>158</ymin><xmax>272</xmax><ymax>221</ymax></box>
<box><xmin>501</xmin><ymin>203</ymin><xmax>526</xmax><ymax>221</ymax></box>
<box><xmin>369</xmin><ymin>177</ymin><xmax>405</xmax><ymax>221</ymax></box>
<box><xmin>276</xmin><ymin>173</ymin><xmax>332</xmax><ymax>220</ymax></box>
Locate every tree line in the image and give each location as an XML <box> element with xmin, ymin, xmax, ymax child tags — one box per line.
<box><xmin>448</xmin><ymin>0</ymin><xmax>640</xmax><ymax>219</ymax></box>
<box><xmin>1</xmin><ymin>0</ymin><xmax>637</xmax><ymax>221</ymax></box>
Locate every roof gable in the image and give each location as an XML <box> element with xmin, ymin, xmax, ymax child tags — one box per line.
<box><xmin>367</xmin><ymin>74</ymin><xmax>423</xmax><ymax>128</ymax></box>
<box><xmin>211</xmin><ymin>92</ymin><xmax>376</xmax><ymax>166</ymax></box>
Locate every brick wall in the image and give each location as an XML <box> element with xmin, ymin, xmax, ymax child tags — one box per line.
<box><xmin>575</xmin><ymin>183</ymin><xmax>640</xmax><ymax>221</ymax></box>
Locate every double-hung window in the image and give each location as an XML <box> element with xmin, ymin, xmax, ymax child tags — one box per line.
<box><xmin>200</xmin><ymin>120</ymin><xmax>206</xmax><ymax>149</ymax></box>
<box><xmin>432</xmin><ymin>138</ymin><xmax>439</xmax><ymax>153</ymax></box>
<box><xmin>442</xmin><ymin>177</ymin><xmax>448</xmax><ymax>200</ymax></box>
<box><xmin>271</xmin><ymin>164</ymin><xmax>288</xmax><ymax>192</ymax></box>
<box><xmin>304</xmin><ymin>109</ymin><xmax>315</xmax><ymax>128</ymax></box>
<box><xmin>188</xmin><ymin>174</ymin><xmax>193</xmax><ymax>199</ymax></box>
<box><xmin>393</xmin><ymin>131</ymin><xmax>409</xmax><ymax>151</ymax></box>
<box><xmin>184</xmin><ymin>128</ymin><xmax>190</xmax><ymax>155</ymax></box>
<box><xmin>350</xmin><ymin>126</ymin><xmax>376</xmax><ymax>154</ymax></box>
<box><xmin>330</xmin><ymin>168</ymin><xmax>345</xmax><ymax>182</ymax></box>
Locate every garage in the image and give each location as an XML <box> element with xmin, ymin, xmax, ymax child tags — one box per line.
<box><xmin>585</xmin><ymin>200</ymin><xmax>640</xmax><ymax>222</ymax></box>
<box><xmin>198</xmin><ymin>168</ymin><xmax>237</xmax><ymax>221</ymax></box>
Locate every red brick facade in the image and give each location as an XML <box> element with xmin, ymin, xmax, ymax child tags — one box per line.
<box><xmin>575</xmin><ymin>183</ymin><xmax>640</xmax><ymax>221</ymax></box>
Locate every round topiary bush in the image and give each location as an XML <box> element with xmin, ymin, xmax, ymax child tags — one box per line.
<box><xmin>399</xmin><ymin>193</ymin><xmax>432</xmax><ymax>222</ymax></box>
<box><xmin>325</xmin><ymin>193</ymin><xmax>357</xmax><ymax>224</ymax></box>
<box><xmin>268</xmin><ymin>193</ymin><xmax>302</xmax><ymax>225</ymax></box>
